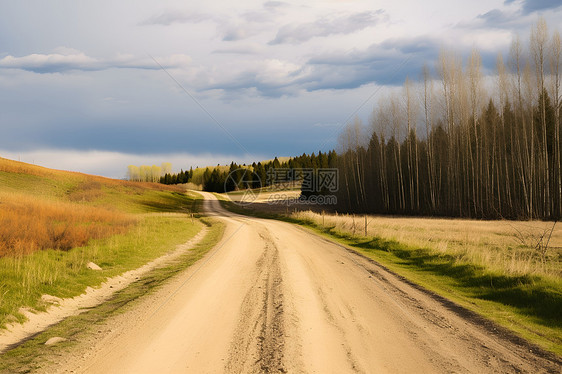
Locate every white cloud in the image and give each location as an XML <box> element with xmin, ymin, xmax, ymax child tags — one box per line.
<box><xmin>139</xmin><ymin>10</ymin><xmax>213</xmax><ymax>26</ymax></box>
<box><xmin>255</xmin><ymin>59</ymin><xmax>304</xmax><ymax>85</ymax></box>
<box><xmin>0</xmin><ymin>52</ymin><xmax>99</xmax><ymax>73</ymax></box>
<box><xmin>263</xmin><ymin>1</ymin><xmax>289</xmax><ymax>11</ymax></box>
<box><xmin>212</xmin><ymin>43</ymin><xmax>264</xmax><ymax>55</ymax></box>
<box><xmin>0</xmin><ymin>49</ymin><xmax>191</xmax><ymax>74</ymax></box>
<box><xmin>222</xmin><ymin>25</ymin><xmax>250</xmax><ymax>41</ymax></box>
<box><xmin>269</xmin><ymin>10</ymin><xmax>386</xmax><ymax>45</ymax></box>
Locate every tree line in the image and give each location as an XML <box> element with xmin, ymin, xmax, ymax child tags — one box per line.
<box><xmin>146</xmin><ymin>151</ymin><xmax>337</xmax><ymax>192</ymax></box>
<box><xmin>202</xmin><ymin>151</ymin><xmax>337</xmax><ymax>192</ymax></box>
<box><xmin>127</xmin><ymin>163</ymin><xmax>172</xmax><ymax>182</ymax></box>
<box><xmin>335</xmin><ymin>18</ymin><xmax>561</xmax><ymax>220</ymax></box>
<box><xmin>160</xmin><ymin>168</ymin><xmax>193</xmax><ymax>185</ymax></box>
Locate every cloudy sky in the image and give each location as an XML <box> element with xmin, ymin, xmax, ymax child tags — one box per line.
<box><xmin>1</xmin><ymin>0</ymin><xmax>561</xmax><ymax>178</ymax></box>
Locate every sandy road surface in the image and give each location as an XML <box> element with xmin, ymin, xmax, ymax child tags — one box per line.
<box><xmin>51</xmin><ymin>192</ymin><xmax>559</xmax><ymax>373</ymax></box>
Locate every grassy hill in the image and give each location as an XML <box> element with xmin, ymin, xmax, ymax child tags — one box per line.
<box><xmin>0</xmin><ymin>157</ymin><xmax>206</xmax><ymax>327</ymax></box>
<box><xmin>0</xmin><ymin>157</ymin><xmax>195</xmax><ymax>213</ymax></box>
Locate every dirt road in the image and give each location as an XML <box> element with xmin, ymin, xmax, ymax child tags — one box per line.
<box><xmin>52</xmin><ymin>192</ymin><xmax>559</xmax><ymax>373</ymax></box>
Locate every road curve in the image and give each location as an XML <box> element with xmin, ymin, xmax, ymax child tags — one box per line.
<box><xmin>52</xmin><ymin>192</ymin><xmax>559</xmax><ymax>374</ymax></box>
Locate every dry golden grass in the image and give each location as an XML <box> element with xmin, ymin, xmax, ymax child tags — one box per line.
<box><xmin>0</xmin><ymin>192</ymin><xmax>134</xmax><ymax>257</ymax></box>
<box><xmin>0</xmin><ymin>156</ymin><xmax>195</xmax><ymax>258</ymax></box>
<box><xmin>67</xmin><ymin>181</ymin><xmax>104</xmax><ymax>202</ymax></box>
<box><xmin>292</xmin><ymin>211</ymin><xmax>562</xmax><ymax>280</ymax></box>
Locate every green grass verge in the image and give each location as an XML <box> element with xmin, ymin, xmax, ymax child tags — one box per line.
<box><xmin>219</xmin><ymin>199</ymin><xmax>562</xmax><ymax>356</ymax></box>
<box><xmin>0</xmin><ymin>217</ymin><xmax>224</xmax><ymax>374</ymax></box>
<box><xmin>95</xmin><ymin>188</ymin><xmax>197</xmax><ymax>214</ymax></box>
<box><xmin>0</xmin><ymin>214</ymin><xmax>203</xmax><ymax>328</ymax></box>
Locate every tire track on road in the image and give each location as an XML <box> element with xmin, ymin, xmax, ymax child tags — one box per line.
<box><xmin>225</xmin><ymin>229</ymin><xmax>286</xmax><ymax>374</ymax></box>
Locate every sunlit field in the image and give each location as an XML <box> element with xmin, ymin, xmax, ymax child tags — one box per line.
<box><xmin>0</xmin><ymin>157</ymin><xmax>198</xmax><ymax>258</ymax></box>
<box><xmin>291</xmin><ymin>210</ymin><xmax>562</xmax><ymax>280</ymax></box>
<box><xmin>0</xmin><ymin>192</ymin><xmax>134</xmax><ymax>257</ymax></box>
<box><xmin>0</xmin><ymin>157</ymin><xmax>204</xmax><ymax>327</ymax></box>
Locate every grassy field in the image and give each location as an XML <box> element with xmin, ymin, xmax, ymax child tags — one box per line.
<box><xmin>292</xmin><ymin>211</ymin><xmax>562</xmax><ymax>280</ymax></box>
<box><xmin>220</xmin><ymin>199</ymin><xmax>562</xmax><ymax>356</ymax></box>
<box><xmin>0</xmin><ymin>217</ymin><xmax>225</xmax><ymax>374</ymax></box>
<box><xmin>0</xmin><ymin>215</ymin><xmax>203</xmax><ymax>327</ymax></box>
<box><xmin>0</xmin><ymin>157</ymin><xmax>210</xmax><ymax>329</ymax></box>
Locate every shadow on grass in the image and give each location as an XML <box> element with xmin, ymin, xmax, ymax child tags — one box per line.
<box><xmin>348</xmin><ymin>234</ymin><xmax>562</xmax><ymax>329</ymax></box>
<box><xmin>140</xmin><ymin>192</ymin><xmax>196</xmax><ymax>213</ymax></box>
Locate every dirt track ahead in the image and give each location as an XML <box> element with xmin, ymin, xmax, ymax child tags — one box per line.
<box><xmin>53</xmin><ymin>192</ymin><xmax>559</xmax><ymax>373</ymax></box>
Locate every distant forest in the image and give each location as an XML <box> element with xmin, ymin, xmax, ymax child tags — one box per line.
<box><xmin>335</xmin><ymin>18</ymin><xmax>561</xmax><ymax>220</ymax></box>
<box><xmin>158</xmin><ymin>151</ymin><xmax>337</xmax><ymax>193</ymax></box>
